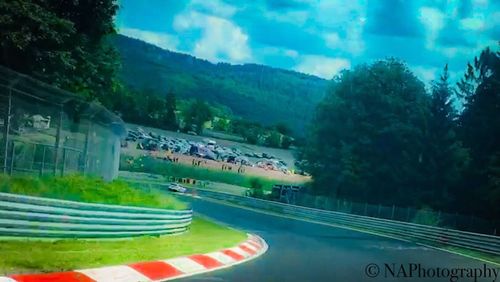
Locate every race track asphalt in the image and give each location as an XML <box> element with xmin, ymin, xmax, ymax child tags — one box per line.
<box><xmin>178</xmin><ymin>197</ymin><xmax>499</xmax><ymax>282</ymax></box>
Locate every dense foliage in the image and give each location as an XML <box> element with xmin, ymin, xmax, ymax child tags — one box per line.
<box><xmin>303</xmin><ymin>59</ymin><xmax>430</xmax><ymax>203</ymax></box>
<box><xmin>164</xmin><ymin>90</ymin><xmax>178</xmax><ymax>131</ymax></box>
<box><xmin>0</xmin><ymin>0</ymin><xmax>120</xmax><ymax>103</ymax></box>
<box><xmin>112</xmin><ymin>35</ymin><xmax>328</xmax><ymax>135</ymax></box>
<box><xmin>223</xmin><ymin>119</ymin><xmax>293</xmax><ymax>148</ymax></box>
<box><xmin>456</xmin><ymin>48</ymin><xmax>500</xmax><ymax>218</ymax></box>
<box><xmin>302</xmin><ymin>50</ymin><xmax>500</xmax><ymax>220</ymax></box>
<box><xmin>182</xmin><ymin>99</ymin><xmax>213</xmax><ymax>134</ymax></box>
<box><xmin>112</xmin><ymin>87</ymin><xmax>180</xmax><ymax>130</ymax></box>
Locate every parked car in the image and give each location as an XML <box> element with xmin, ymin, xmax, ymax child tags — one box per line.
<box><xmin>168</xmin><ymin>183</ymin><xmax>187</xmax><ymax>193</ymax></box>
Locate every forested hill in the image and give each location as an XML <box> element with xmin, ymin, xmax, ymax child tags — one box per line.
<box><xmin>112</xmin><ymin>34</ymin><xmax>328</xmax><ymax>135</ymax></box>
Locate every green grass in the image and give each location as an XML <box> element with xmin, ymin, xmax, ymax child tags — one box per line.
<box><xmin>0</xmin><ymin>174</ymin><xmax>186</xmax><ymax>210</ymax></box>
<box><xmin>121</xmin><ymin>155</ymin><xmax>303</xmax><ymax>191</ymax></box>
<box><xmin>0</xmin><ymin>217</ymin><xmax>247</xmax><ymax>274</ymax></box>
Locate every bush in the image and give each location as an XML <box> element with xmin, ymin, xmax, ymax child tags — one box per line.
<box><xmin>281</xmin><ymin>136</ymin><xmax>293</xmax><ymax>149</ymax></box>
<box><xmin>248</xmin><ymin>178</ymin><xmax>264</xmax><ymax>198</ymax></box>
<box><xmin>412</xmin><ymin>206</ymin><xmax>441</xmax><ymax>226</ymax></box>
<box><xmin>249</xmin><ymin>178</ymin><xmax>263</xmax><ymax>189</ymax></box>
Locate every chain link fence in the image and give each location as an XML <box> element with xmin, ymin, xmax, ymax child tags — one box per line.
<box><xmin>0</xmin><ymin>66</ymin><xmax>126</xmax><ymax>180</ymax></box>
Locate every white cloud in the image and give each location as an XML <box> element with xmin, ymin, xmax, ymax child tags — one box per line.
<box><xmin>412</xmin><ymin>65</ymin><xmax>463</xmax><ymax>87</ymax></box>
<box><xmin>460</xmin><ymin>17</ymin><xmax>485</xmax><ymax>31</ymax></box>
<box><xmin>412</xmin><ymin>66</ymin><xmax>438</xmax><ymax>83</ymax></box>
<box><xmin>323</xmin><ymin>28</ymin><xmax>364</xmax><ymax>55</ymax></box>
<box><xmin>119</xmin><ymin>28</ymin><xmax>179</xmax><ymax>51</ymax></box>
<box><xmin>174</xmin><ymin>11</ymin><xmax>251</xmax><ymax>63</ymax></box>
<box><xmin>284</xmin><ymin>49</ymin><xmax>299</xmax><ymax>58</ymax></box>
<box><xmin>316</xmin><ymin>0</ymin><xmax>366</xmax><ymax>55</ymax></box>
<box><xmin>188</xmin><ymin>0</ymin><xmax>238</xmax><ymax>18</ymax></box>
<box><xmin>472</xmin><ymin>0</ymin><xmax>489</xmax><ymax>6</ymax></box>
<box><xmin>324</xmin><ymin>32</ymin><xmax>341</xmax><ymax>48</ymax></box>
<box><xmin>295</xmin><ymin>55</ymin><xmax>350</xmax><ymax>79</ymax></box>
<box><xmin>419</xmin><ymin>7</ymin><xmax>445</xmax><ymax>49</ymax></box>
<box><xmin>256</xmin><ymin>46</ymin><xmax>299</xmax><ymax>63</ymax></box>
<box><xmin>419</xmin><ymin>5</ymin><xmax>495</xmax><ymax>58</ymax></box>
<box><xmin>265</xmin><ymin>10</ymin><xmax>309</xmax><ymax>26</ymax></box>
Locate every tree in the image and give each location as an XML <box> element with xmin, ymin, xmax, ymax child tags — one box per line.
<box><xmin>265</xmin><ymin>131</ymin><xmax>281</xmax><ymax>148</ymax></box>
<box><xmin>183</xmin><ymin>99</ymin><xmax>212</xmax><ymax>134</ymax></box>
<box><xmin>456</xmin><ymin>47</ymin><xmax>500</xmax><ymax>219</ymax></box>
<box><xmin>423</xmin><ymin>65</ymin><xmax>469</xmax><ymax>208</ymax></box>
<box><xmin>275</xmin><ymin>123</ymin><xmax>291</xmax><ymax>135</ymax></box>
<box><xmin>0</xmin><ymin>0</ymin><xmax>120</xmax><ymax>103</ymax></box>
<box><xmin>213</xmin><ymin>118</ymin><xmax>230</xmax><ymax>132</ymax></box>
<box><xmin>303</xmin><ymin>59</ymin><xmax>430</xmax><ymax>206</ymax></box>
<box><xmin>281</xmin><ymin>135</ymin><xmax>293</xmax><ymax>149</ymax></box>
<box><xmin>163</xmin><ymin>90</ymin><xmax>178</xmax><ymax>130</ymax></box>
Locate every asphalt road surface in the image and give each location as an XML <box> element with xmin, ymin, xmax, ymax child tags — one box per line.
<box><xmin>177</xmin><ymin>197</ymin><xmax>499</xmax><ymax>282</ymax></box>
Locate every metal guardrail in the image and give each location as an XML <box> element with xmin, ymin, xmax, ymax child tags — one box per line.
<box><xmin>0</xmin><ymin>192</ymin><xmax>192</xmax><ymax>238</ymax></box>
<box><xmin>193</xmin><ymin>189</ymin><xmax>500</xmax><ymax>256</ymax></box>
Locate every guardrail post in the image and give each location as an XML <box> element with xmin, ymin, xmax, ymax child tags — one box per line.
<box><xmin>377</xmin><ymin>204</ymin><xmax>382</xmax><ymax>217</ymax></box>
<box><xmin>391</xmin><ymin>205</ymin><xmax>395</xmax><ymax>219</ymax></box>
<box><xmin>363</xmin><ymin>202</ymin><xmax>368</xmax><ymax>215</ymax></box>
<box><xmin>406</xmin><ymin>207</ymin><xmax>411</xmax><ymax>222</ymax></box>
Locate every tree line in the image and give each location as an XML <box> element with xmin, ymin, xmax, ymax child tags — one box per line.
<box><xmin>301</xmin><ymin>49</ymin><xmax>500</xmax><ymax>220</ymax></box>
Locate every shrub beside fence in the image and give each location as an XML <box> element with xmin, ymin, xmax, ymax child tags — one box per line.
<box><xmin>0</xmin><ymin>192</ymin><xmax>192</xmax><ymax>238</ymax></box>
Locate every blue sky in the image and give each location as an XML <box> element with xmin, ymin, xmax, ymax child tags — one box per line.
<box><xmin>115</xmin><ymin>0</ymin><xmax>499</xmax><ymax>82</ymax></box>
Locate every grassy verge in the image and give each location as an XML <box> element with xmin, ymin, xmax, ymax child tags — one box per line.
<box><xmin>0</xmin><ymin>174</ymin><xmax>186</xmax><ymax>210</ymax></box>
<box><xmin>121</xmin><ymin>155</ymin><xmax>302</xmax><ymax>191</ymax></box>
<box><xmin>0</xmin><ymin>217</ymin><xmax>247</xmax><ymax>274</ymax></box>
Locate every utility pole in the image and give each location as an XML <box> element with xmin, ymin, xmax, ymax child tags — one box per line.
<box><xmin>2</xmin><ymin>88</ymin><xmax>12</xmax><ymax>173</ymax></box>
<box><xmin>53</xmin><ymin>103</ymin><xmax>64</xmax><ymax>175</ymax></box>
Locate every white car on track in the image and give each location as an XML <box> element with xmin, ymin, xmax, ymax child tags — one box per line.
<box><xmin>168</xmin><ymin>183</ymin><xmax>187</xmax><ymax>193</ymax></box>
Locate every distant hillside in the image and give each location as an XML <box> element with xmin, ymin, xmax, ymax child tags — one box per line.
<box><xmin>112</xmin><ymin>34</ymin><xmax>328</xmax><ymax>135</ymax></box>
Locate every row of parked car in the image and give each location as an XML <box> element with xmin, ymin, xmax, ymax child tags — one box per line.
<box><xmin>125</xmin><ymin>127</ymin><xmax>290</xmax><ymax>171</ymax></box>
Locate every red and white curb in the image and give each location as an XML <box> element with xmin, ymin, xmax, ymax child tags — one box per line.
<box><xmin>0</xmin><ymin>234</ymin><xmax>267</xmax><ymax>282</ymax></box>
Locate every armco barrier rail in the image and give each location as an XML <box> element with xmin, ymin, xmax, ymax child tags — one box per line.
<box><xmin>193</xmin><ymin>189</ymin><xmax>499</xmax><ymax>256</ymax></box>
<box><xmin>0</xmin><ymin>192</ymin><xmax>192</xmax><ymax>238</ymax></box>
